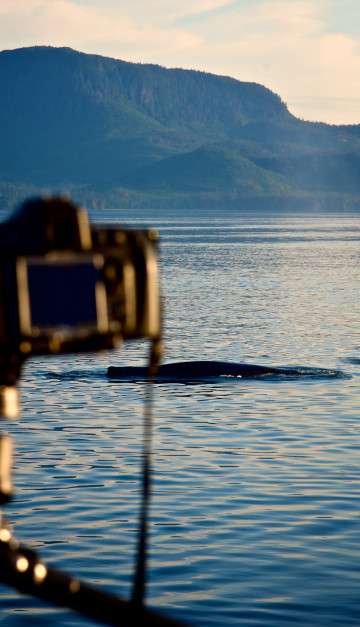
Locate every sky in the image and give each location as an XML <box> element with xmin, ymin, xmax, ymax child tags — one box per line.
<box><xmin>1</xmin><ymin>0</ymin><xmax>360</xmax><ymax>125</ymax></box>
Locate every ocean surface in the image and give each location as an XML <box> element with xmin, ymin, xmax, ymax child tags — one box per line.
<box><xmin>0</xmin><ymin>207</ymin><xmax>359</xmax><ymax>626</ymax></box>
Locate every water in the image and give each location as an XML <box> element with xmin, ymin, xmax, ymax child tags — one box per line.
<box><xmin>0</xmin><ymin>207</ymin><xmax>359</xmax><ymax>626</ymax></box>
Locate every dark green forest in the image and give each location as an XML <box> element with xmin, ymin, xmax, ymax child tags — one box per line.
<box><xmin>1</xmin><ymin>45</ymin><xmax>360</xmax><ymax>210</ymax></box>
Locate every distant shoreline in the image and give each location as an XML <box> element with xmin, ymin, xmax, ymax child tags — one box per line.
<box><xmin>1</xmin><ymin>185</ymin><xmax>360</xmax><ymax>212</ymax></box>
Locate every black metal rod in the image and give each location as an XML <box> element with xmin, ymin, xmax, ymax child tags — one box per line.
<box><xmin>131</xmin><ymin>378</ymin><xmax>153</xmax><ymax>607</ymax></box>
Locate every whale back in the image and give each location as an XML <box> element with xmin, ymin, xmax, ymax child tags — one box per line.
<box><xmin>107</xmin><ymin>360</ymin><xmax>301</xmax><ymax>380</ymax></box>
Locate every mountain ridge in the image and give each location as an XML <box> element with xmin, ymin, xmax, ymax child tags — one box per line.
<box><xmin>0</xmin><ymin>46</ymin><xmax>359</xmax><ymax>210</ymax></box>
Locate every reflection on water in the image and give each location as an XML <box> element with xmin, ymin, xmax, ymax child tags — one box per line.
<box><xmin>0</xmin><ymin>209</ymin><xmax>360</xmax><ymax>626</ymax></box>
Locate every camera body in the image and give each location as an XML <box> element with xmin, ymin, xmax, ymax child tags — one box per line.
<box><xmin>0</xmin><ymin>197</ymin><xmax>160</xmax><ymax>384</ymax></box>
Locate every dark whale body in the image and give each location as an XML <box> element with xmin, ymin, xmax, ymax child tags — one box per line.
<box><xmin>107</xmin><ymin>361</ymin><xmax>310</xmax><ymax>381</ymax></box>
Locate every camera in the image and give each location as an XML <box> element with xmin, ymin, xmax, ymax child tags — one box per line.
<box><xmin>0</xmin><ymin>196</ymin><xmax>161</xmax><ymax>386</ymax></box>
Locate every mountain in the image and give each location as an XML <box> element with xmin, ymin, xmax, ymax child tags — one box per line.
<box><xmin>0</xmin><ymin>45</ymin><xmax>360</xmax><ymax>210</ymax></box>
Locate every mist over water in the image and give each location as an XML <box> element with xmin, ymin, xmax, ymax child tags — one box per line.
<box><xmin>0</xmin><ymin>208</ymin><xmax>359</xmax><ymax>626</ymax></box>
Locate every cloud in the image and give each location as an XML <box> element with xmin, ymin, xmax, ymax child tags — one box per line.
<box><xmin>1</xmin><ymin>0</ymin><xmax>360</xmax><ymax>123</ymax></box>
<box><xmin>133</xmin><ymin>0</ymin><xmax>233</xmax><ymax>21</ymax></box>
<box><xmin>159</xmin><ymin>0</ymin><xmax>360</xmax><ymax>123</ymax></box>
<box><xmin>0</xmin><ymin>0</ymin><xmax>203</xmax><ymax>60</ymax></box>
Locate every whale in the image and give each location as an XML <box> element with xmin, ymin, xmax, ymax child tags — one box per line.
<box><xmin>106</xmin><ymin>360</ymin><xmax>333</xmax><ymax>381</ymax></box>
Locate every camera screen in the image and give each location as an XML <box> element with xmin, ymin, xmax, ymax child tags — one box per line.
<box><xmin>17</xmin><ymin>254</ymin><xmax>108</xmax><ymax>336</ymax></box>
<box><xmin>28</xmin><ymin>263</ymin><xmax>99</xmax><ymax>326</ymax></box>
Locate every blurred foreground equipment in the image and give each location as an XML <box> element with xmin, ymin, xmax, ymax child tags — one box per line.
<box><xmin>0</xmin><ymin>198</ymin><xmax>185</xmax><ymax>626</ymax></box>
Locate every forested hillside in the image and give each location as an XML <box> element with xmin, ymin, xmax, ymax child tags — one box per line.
<box><xmin>0</xmin><ymin>46</ymin><xmax>359</xmax><ymax>209</ymax></box>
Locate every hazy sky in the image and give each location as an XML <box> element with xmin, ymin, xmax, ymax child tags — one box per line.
<box><xmin>1</xmin><ymin>0</ymin><xmax>359</xmax><ymax>125</ymax></box>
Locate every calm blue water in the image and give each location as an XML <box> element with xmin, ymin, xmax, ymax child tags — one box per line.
<box><xmin>0</xmin><ymin>208</ymin><xmax>359</xmax><ymax>626</ymax></box>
